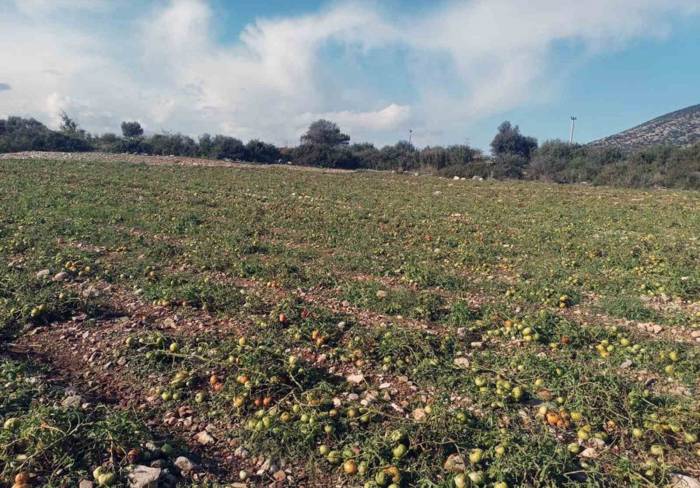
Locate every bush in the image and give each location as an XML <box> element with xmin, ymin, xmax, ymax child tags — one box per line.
<box><xmin>527</xmin><ymin>140</ymin><xmax>700</xmax><ymax>189</ymax></box>
<box><xmin>0</xmin><ymin>116</ymin><xmax>93</xmax><ymax>153</ymax></box>
<box><xmin>290</xmin><ymin>144</ymin><xmax>359</xmax><ymax>169</ymax></box>
<box><xmin>245</xmin><ymin>139</ymin><xmax>281</xmax><ymax>163</ymax></box>
<box><xmin>148</xmin><ymin>133</ymin><xmax>198</xmax><ymax>156</ymax></box>
<box><xmin>491</xmin><ymin>121</ymin><xmax>537</xmax><ymax>159</ymax></box>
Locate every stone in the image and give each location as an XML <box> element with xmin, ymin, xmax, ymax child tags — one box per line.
<box><xmin>376</xmin><ymin>290</ymin><xmax>388</xmax><ymax>299</ymax></box>
<box><xmin>174</xmin><ymin>456</ymin><xmax>196</xmax><ymax>474</ymax></box>
<box><xmin>273</xmin><ymin>470</ymin><xmax>286</xmax><ymax>482</ymax></box>
<box><xmin>412</xmin><ymin>408</ymin><xmax>427</xmax><ymax>422</ymax></box>
<box><xmin>619</xmin><ymin>359</ymin><xmax>633</xmax><ymax>369</ymax></box>
<box><xmin>580</xmin><ymin>447</ymin><xmax>598</xmax><ymax>459</ymax></box>
<box><xmin>36</xmin><ymin>269</ymin><xmax>50</xmax><ymax>279</ymax></box>
<box><xmin>82</xmin><ymin>285</ymin><xmax>100</xmax><ymax>298</ymax></box>
<box><xmin>61</xmin><ymin>395</ymin><xmax>82</xmax><ymax>409</ymax></box>
<box><xmin>444</xmin><ymin>453</ymin><xmax>467</xmax><ymax>473</ymax></box>
<box><xmin>670</xmin><ymin>474</ymin><xmax>700</xmax><ymax>488</ymax></box>
<box><xmin>195</xmin><ymin>431</ymin><xmax>215</xmax><ymax>445</ymax></box>
<box><xmin>346</xmin><ymin>373</ymin><xmax>365</xmax><ymax>384</ymax></box>
<box><xmin>256</xmin><ymin>458</ymin><xmax>271</xmax><ymax>475</ymax></box>
<box><xmin>128</xmin><ymin>466</ymin><xmax>161</xmax><ymax>488</ymax></box>
<box><xmin>453</xmin><ymin>357</ymin><xmax>470</xmax><ymax>369</ymax></box>
<box><xmin>52</xmin><ymin>271</ymin><xmax>69</xmax><ymax>282</ymax></box>
<box><xmin>79</xmin><ymin>481</ymin><xmax>94</xmax><ymax>488</ymax></box>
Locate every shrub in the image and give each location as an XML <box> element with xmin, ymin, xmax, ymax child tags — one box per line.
<box><xmin>245</xmin><ymin>139</ymin><xmax>281</xmax><ymax>163</ymax></box>
<box><xmin>290</xmin><ymin>144</ymin><xmax>358</xmax><ymax>169</ymax></box>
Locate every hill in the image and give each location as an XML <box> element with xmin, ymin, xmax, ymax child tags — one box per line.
<box><xmin>589</xmin><ymin>104</ymin><xmax>700</xmax><ymax>151</ymax></box>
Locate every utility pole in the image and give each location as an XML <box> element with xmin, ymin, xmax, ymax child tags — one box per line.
<box><xmin>408</xmin><ymin>129</ymin><xmax>413</xmax><ymax>145</ymax></box>
<box><xmin>569</xmin><ymin>116</ymin><xmax>577</xmax><ymax>144</ymax></box>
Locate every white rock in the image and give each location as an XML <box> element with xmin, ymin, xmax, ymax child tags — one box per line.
<box><xmin>453</xmin><ymin>357</ymin><xmax>470</xmax><ymax>369</ymax></box>
<box><xmin>61</xmin><ymin>395</ymin><xmax>82</xmax><ymax>409</ymax></box>
<box><xmin>36</xmin><ymin>269</ymin><xmax>50</xmax><ymax>279</ymax></box>
<box><xmin>174</xmin><ymin>456</ymin><xmax>196</xmax><ymax>474</ymax></box>
<box><xmin>53</xmin><ymin>271</ymin><xmax>69</xmax><ymax>282</ymax></box>
<box><xmin>195</xmin><ymin>431</ymin><xmax>214</xmax><ymax>445</ymax></box>
<box><xmin>619</xmin><ymin>359</ymin><xmax>633</xmax><ymax>369</ymax></box>
<box><xmin>670</xmin><ymin>474</ymin><xmax>700</xmax><ymax>488</ymax></box>
<box><xmin>580</xmin><ymin>447</ymin><xmax>598</xmax><ymax>459</ymax></box>
<box><xmin>128</xmin><ymin>466</ymin><xmax>161</xmax><ymax>488</ymax></box>
<box><xmin>346</xmin><ymin>373</ymin><xmax>365</xmax><ymax>384</ymax></box>
<box><xmin>412</xmin><ymin>408</ymin><xmax>427</xmax><ymax>422</ymax></box>
<box><xmin>443</xmin><ymin>453</ymin><xmax>466</xmax><ymax>473</ymax></box>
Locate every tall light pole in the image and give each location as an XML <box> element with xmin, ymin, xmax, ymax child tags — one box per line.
<box><xmin>408</xmin><ymin>129</ymin><xmax>413</xmax><ymax>145</ymax></box>
<box><xmin>569</xmin><ymin>116</ymin><xmax>577</xmax><ymax>144</ymax></box>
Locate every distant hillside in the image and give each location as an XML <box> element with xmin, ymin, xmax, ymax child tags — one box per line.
<box><xmin>589</xmin><ymin>104</ymin><xmax>700</xmax><ymax>151</ymax></box>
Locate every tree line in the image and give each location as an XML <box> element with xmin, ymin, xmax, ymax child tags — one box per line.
<box><xmin>1</xmin><ymin>113</ymin><xmax>698</xmax><ymax>189</ymax></box>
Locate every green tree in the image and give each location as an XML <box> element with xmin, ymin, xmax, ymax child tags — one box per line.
<box><xmin>300</xmin><ymin>119</ymin><xmax>350</xmax><ymax>146</ymax></box>
<box><xmin>490</xmin><ymin>121</ymin><xmax>537</xmax><ymax>159</ymax></box>
<box><xmin>121</xmin><ymin>121</ymin><xmax>144</xmax><ymax>138</ymax></box>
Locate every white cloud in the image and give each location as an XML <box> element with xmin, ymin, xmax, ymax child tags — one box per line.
<box><xmin>0</xmin><ymin>0</ymin><xmax>697</xmax><ymax>145</ymax></box>
<box><xmin>12</xmin><ymin>0</ymin><xmax>110</xmax><ymax>15</ymax></box>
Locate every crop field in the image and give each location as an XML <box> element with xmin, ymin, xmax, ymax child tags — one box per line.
<box><xmin>1</xmin><ymin>158</ymin><xmax>699</xmax><ymax>488</ymax></box>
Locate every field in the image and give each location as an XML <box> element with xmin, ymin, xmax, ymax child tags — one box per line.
<box><xmin>1</xmin><ymin>157</ymin><xmax>699</xmax><ymax>487</ymax></box>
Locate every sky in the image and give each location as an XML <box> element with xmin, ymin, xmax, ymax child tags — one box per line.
<box><xmin>0</xmin><ymin>0</ymin><xmax>699</xmax><ymax>151</ymax></box>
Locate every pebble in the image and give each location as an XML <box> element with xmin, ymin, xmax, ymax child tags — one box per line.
<box><xmin>52</xmin><ymin>271</ymin><xmax>69</xmax><ymax>281</ymax></box>
<box><xmin>174</xmin><ymin>456</ymin><xmax>196</xmax><ymax>474</ymax></box>
<box><xmin>670</xmin><ymin>474</ymin><xmax>700</xmax><ymax>488</ymax></box>
<box><xmin>346</xmin><ymin>373</ymin><xmax>364</xmax><ymax>384</ymax></box>
<box><xmin>412</xmin><ymin>408</ymin><xmax>427</xmax><ymax>422</ymax></box>
<box><xmin>453</xmin><ymin>357</ymin><xmax>470</xmax><ymax>368</ymax></box>
<box><xmin>195</xmin><ymin>431</ymin><xmax>215</xmax><ymax>446</ymax></box>
<box><xmin>61</xmin><ymin>395</ymin><xmax>83</xmax><ymax>409</ymax></box>
<box><xmin>128</xmin><ymin>465</ymin><xmax>161</xmax><ymax>488</ymax></box>
<box><xmin>36</xmin><ymin>269</ymin><xmax>50</xmax><ymax>279</ymax></box>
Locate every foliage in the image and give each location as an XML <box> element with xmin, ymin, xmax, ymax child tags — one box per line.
<box><xmin>1</xmin><ymin>113</ymin><xmax>699</xmax><ymax>188</ymax></box>
<box><xmin>120</xmin><ymin>121</ymin><xmax>144</xmax><ymax>138</ymax></box>
<box><xmin>0</xmin><ymin>116</ymin><xmax>92</xmax><ymax>153</ymax></box>
<box><xmin>300</xmin><ymin>119</ymin><xmax>351</xmax><ymax>146</ymax></box>
<box><xmin>529</xmin><ymin>139</ymin><xmax>700</xmax><ymax>189</ymax></box>
<box><xmin>491</xmin><ymin>121</ymin><xmax>538</xmax><ymax>159</ymax></box>
<box><xmin>0</xmin><ymin>158</ymin><xmax>698</xmax><ymax>486</ymax></box>
<box><xmin>290</xmin><ymin>143</ymin><xmax>358</xmax><ymax>169</ymax></box>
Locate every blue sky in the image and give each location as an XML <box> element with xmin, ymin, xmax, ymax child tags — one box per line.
<box><xmin>0</xmin><ymin>0</ymin><xmax>698</xmax><ymax>151</ymax></box>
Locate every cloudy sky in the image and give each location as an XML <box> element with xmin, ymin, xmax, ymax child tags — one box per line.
<box><xmin>1</xmin><ymin>0</ymin><xmax>699</xmax><ymax>149</ymax></box>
